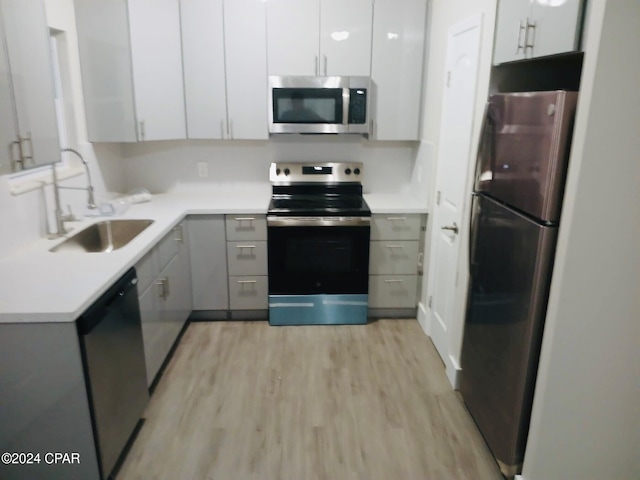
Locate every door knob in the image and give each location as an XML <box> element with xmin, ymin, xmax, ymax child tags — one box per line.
<box><xmin>441</xmin><ymin>222</ymin><xmax>459</xmax><ymax>235</ymax></box>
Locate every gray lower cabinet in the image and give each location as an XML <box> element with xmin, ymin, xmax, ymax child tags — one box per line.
<box><xmin>136</xmin><ymin>220</ymin><xmax>191</xmax><ymax>386</ymax></box>
<box><xmin>188</xmin><ymin>214</ymin><xmax>268</xmax><ymax>318</ymax></box>
<box><xmin>226</xmin><ymin>215</ymin><xmax>268</xmax><ymax>313</ymax></box>
<box><xmin>368</xmin><ymin>214</ymin><xmax>426</xmax><ymax>317</ymax></box>
<box><xmin>0</xmin><ymin>323</ymin><xmax>101</xmax><ymax>480</ymax></box>
<box><xmin>188</xmin><ymin>215</ymin><xmax>229</xmax><ymax>311</ymax></box>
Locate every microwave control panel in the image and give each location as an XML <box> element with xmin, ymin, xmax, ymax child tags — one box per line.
<box><xmin>348</xmin><ymin>89</ymin><xmax>367</xmax><ymax>124</ymax></box>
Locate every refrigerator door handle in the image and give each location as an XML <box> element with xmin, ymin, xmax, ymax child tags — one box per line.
<box><xmin>468</xmin><ymin>193</ymin><xmax>481</xmax><ymax>277</ymax></box>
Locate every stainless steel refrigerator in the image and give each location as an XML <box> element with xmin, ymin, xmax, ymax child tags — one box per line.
<box><xmin>460</xmin><ymin>91</ymin><xmax>578</xmax><ymax>477</ymax></box>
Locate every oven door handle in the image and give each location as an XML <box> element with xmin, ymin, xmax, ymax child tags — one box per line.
<box><xmin>267</xmin><ymin>216</ymin><xmax>371</xmax><ymax>227</ymax></box>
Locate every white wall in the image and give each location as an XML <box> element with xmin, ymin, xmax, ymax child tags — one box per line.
<box><xmin>415</xmin><ymin>0</ymin><xmax>497</xmax><ymax>376</ymax></box>
<box><xmin>120</xmin><ymin>137</ymin><xmax>419</xmax><ymax>194</ymax></box>
<box><xmin>519</xmin><ymin>1</ymin><xmax>640</xmax><ymax>478</ymax></box>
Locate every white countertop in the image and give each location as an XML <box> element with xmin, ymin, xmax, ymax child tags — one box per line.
<box><xmin>0</xmin><ymin>188</ymin><xmax>426</xmax><ymax>324</ymax></box>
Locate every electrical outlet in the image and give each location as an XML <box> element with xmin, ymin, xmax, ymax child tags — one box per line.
<box><xmin>197</xmin><ymin>162</ymin><xmax>208</xmax><ymax>178</ymax></box>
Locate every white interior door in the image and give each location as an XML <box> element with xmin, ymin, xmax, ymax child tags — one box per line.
<box><xmin>427</xmin><ymin>15</ymin><xmax>482</xmax><ymax>371</ymax></box>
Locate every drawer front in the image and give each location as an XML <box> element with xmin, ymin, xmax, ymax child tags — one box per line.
<box><xmin>368</xmin><ymin>275</ymin><xmax>418</xmax><ymax>309</ymax></box>
<box><xmin>229</xmin><ymin>276</ymin><xmax>268</xmax><ymax>310</ymax></box>
<box><xmin>135</xmin><ymin>248</ymin><xmax>159</xmax><ymax>295</ymax></box>
<box><xmin>225</xmin><ymin>214</ymin><xmax>267</xmax><ymax>241</ymax></box>
<box><xmin>227</xmin><ymin>241</ymin><xmax>268</xmax><ymax>276</ymax></box>
<box><xmin>371</xmin><ymin>214</ymin><xmax>422</xmax><ymax>240</ymax></box>
<box><xmin>369</xmin><ymin>240</ymin><xmax>419</xmax><ymax>275</ymax></box>
<box><xmin>157</xmin><ymin>223</ymin><xmax>185</xmax><ymax>270</ymax></box>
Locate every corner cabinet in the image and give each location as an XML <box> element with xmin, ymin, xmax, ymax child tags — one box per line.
<box><xmin>135</xmin><ymin>220</ymin><xmax>192</xmax><ymax>386</ymax></box>
<box><xmin>266</xmin><ymin>0</ymin><xmax>373</xmax><ymax>77</ymax></box>
<box><xmin>0</xmin><ymin>0</ymin><xmax>60</xmax><ymax>173</ymax></box>
<box><xmin>74</xmin><ymin>0</ymin><xmax>186</xmax><ymax>142</ymax></box>
<box><xmin>370</xmin><ymin>0</ymin><xmax>427</xmax><ymax>140</ymax></box>
<box><xmin>493</xmin><ymin>0</ymin><xmax>586</xmax><ymax>65</ymax></box>
<box><xmin>368</xmin><ymin>214</ymin><xmax>426</xmax><ymax>317</ymax></box>
<box><xmin>181</xmin><ymin>0</ymin><xmax>268</xmax><ymax>140</ymax></box>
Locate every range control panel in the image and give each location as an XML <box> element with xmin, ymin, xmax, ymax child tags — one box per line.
<box><xmin>269</xmin><ymin>162</ymin><xmax>363</xmax><ymax>183</ymax></box>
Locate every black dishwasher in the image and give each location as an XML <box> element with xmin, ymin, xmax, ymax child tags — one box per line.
<box><xmin>77</xmin><ymin>267</ymin><xmax>149</xmax><ymax>480</ymax></box>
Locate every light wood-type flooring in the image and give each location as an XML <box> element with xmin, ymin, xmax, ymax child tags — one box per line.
<box><xmin>117</xmin><ymin>319</ymin><xmax>503</xmax><ymax>480</ymax></box>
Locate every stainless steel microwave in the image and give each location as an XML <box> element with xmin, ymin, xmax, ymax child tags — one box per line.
<box><xmin>268</xmin><ymin>76</ymin><xmax>370</xmax><ymax>135</ymax></box>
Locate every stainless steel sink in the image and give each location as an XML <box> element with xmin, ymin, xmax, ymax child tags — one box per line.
<box><xmin>50</xmin><ymin>219</ymin><xmax>154</xmax><ymax>253</ymax></box>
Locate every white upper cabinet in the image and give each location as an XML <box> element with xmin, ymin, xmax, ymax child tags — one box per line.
<box><xmin>128</xmin><ymin>0</ymin><xmax>186</xmax><ymax>141</ymax></box>
<box><xmin>493</xmin><ymin>0</ymin><xmax>586</xmax><ymax>65</ymax></box>
<box><xmin>0</xmin><ymin>0</ymin><xmax>60</xmax><ymax>172</ymax></box>
<box><xmin>181</xmin><ymin>0</ymin><xmax>227</xmax><ymax>139</ymax></box>
<box><xmin>75</xmin><ymin>0</ymin><xmax>186</xmax><ymax>142</ymax></box>
<box><xmin>370</xmin><ymin>0</ymin><xmax>427</xmax><ymax>140</ymax></box>
<box><xmin>223</xmin><ymin>0</ymin><xmax>269</xmax><ymax>140</ymax></box>
<box><xmin>267</xmin><ymin>0</ymin><xmax>320</xmax><ymax>76</ymax></box>
<box><xmin>320</xmin><ymin>0</ymin><xmax>373</xmax><ymax>76</ymax></box>
<box><xmin>181</xmin><ymin>0</ymin><xmax>268</xmax><ymax>140</ymax></box>
<box><xmin>266</xmin><ymin>0</ymin><xmax>373</xmax><ymax>77</ymax></box>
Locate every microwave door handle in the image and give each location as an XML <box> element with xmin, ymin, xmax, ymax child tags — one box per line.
<box><xmin>343</xmin><ymin>88</ymin><xmax>349</xmax><ymax>125</ymax></box>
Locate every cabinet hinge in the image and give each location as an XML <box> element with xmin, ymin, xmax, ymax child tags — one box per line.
<box><xmin>428</xmin><ymin>296</ymin><xmax>433</xmax><ymax>308</ymax></box>
<box><xmin>436</xmin><ymin>191</ymin><xmax>441</xmax><ymax>205</ymax></box>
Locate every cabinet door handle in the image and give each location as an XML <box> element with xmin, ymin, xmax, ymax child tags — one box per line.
<box><xmin>157</xmin><ymin>277</ymin><xmax>169</xmax><ymax>299</ymax></box>
<box><xmin>386</xmin><ymin>217</ymin><xmax>407</xmax><ymax>221</ymax></box>
<box><xmin>237</xmin><ymin>279</ymin><xmax>257</xmax><ymax>284</ymax></box>
<box><xmin>234</xmin><ymin>217</ymin><xmax>256</xmax><ymax>222</ymax></box>
<box><xmin>174</xmin><ymin>224</ymin><xmax>184</xmax><ymax>244</ymax></box>
<box><xmin>384</xmin><ymin>279</ymin><xmax>405</xmax><ymax>284</ymax></box>
<box><xmin>385</xmin><ymin>244</ymin><xmax>405</xmax><ymax>249</ymax></box>
<box><xmin>236</xmin><ymin>244</ymin><xmax>256</xmax><ymax>249</ymax></box>
<box><xmin>315</xmin><ymin>55</ymin><xmax>319</xmax><ymax>76</ymax></box>
<box><xmin>139</xmin><ymin>120</ymin><xmax>145</xmax><ymax>141</ymax></box>
<box><xmin>525</xmin><ymin>18</ymin><xmax>536</xmax><ymax>51</ymax></box>
<box><xmin>20</xmin><ymin>133</ymin><xmax>33</xmax><ymax>165</ymax></box>
<box><xmin>10</xmin><ymin>139</ymin><xmax>23</xmax><ymax>171</ymax></box>
<box><xmin>516</xmin><ymin>20</ymin><xmax>526</xmax><ymax>54</ymax></box>
<box><xmin>323</xmin><ymin>55</ymin><xmax>328</xmax><ymax>76</ymax></box>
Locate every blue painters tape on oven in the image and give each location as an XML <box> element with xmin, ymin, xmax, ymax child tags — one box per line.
<box><xmin>268</xmin><ymin>294</ymin><xmax>368</xmax><ymax>326</ymax></box>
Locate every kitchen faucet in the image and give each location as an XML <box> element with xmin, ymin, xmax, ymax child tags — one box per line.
<box><xmin>50</xmin><ymin>148</ymin><xmax>97</xmax><ymax>236</ymax></box>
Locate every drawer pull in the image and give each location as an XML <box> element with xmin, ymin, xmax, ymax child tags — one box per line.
<box><xmin>236</xmin><ymin>245</ymin><xmax>257</xmax><ymax>249</ymax></box>
<box><xmin>234</xmin><ymin>217</ymin><xmax>256</xmax><ymax>222</ymax></box>
<box><xmin>386</xmin><ymin>217</ymin><xmax>407</xmax><ymax>221</ymax></box>
<box><xmin>384</xmin><ymin>279</ymin><xmax>405</xmax><ymax>284</ymax></box>
<box><xmin>385</xmin><ymin>244</ymin><xmax>405</xmax><ymax>249</ymax></box>
<box><xmin>237</xmin><ymin>279</ymin><xmax>257</xmax><ymax>284</ymax></box>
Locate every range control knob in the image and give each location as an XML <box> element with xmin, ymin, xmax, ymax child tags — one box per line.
<box><xmin>284</xmin><ymin>168</ymin><xmax>290</xmax><ymax>176</ymax></box>
<box><xmin>275</xmin><ymin>168</ymin><xmax>281</xmax><ymax>175</ymax></box>
<box><xmin>354</xmin><ymin>167</ymin><xmax>361</xmax><ymax>175</ymax></box>
<box><xmin>345</xmin><ymin>168</ymin><xmax>352</xmax><ymax>175</ymax></box>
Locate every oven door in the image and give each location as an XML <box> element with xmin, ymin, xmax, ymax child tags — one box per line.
<box><xmin>267</xmin><ymin>217</ymin><xmax>370</xmax><ymax>295</ymax></box>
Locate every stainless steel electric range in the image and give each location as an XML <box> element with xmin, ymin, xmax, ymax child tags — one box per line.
<box><xmin>267</xmin><ymin>162</ymin><xmax>371</xmax><ymax>326</ymax></box>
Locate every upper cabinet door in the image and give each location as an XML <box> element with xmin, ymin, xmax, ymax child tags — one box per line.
<box><xmin>0</xmin><ymin>0</ymin><xmax>59</xmax><ymax>167</ymax></box>
<box><xmin>493</xmin><ymin>0</ymin><xmax>585</xmax><ymax>65</ymax></box>
<box><xmin>224</xmin><ymin>0</ymin><xmax>269</xmax><ymax>140</ymax></box>
<box><xmin>320</xmin><ymin>0</ymin><xmax>373</xmax><ymax>76</ymax></box>
<box><xmin>492</xmin><ymin>0</ymin><xmax>529</xmax><ymax>65</ymax></box>
<box><xmin>370</xmin><ymin>0</ymin><xmax>427</xmax><ymax>140</ymax></box>
<box><xmin>181</xmin><ymin>0</ymin><xmax>227</xmax><ymax>139</ymax></box>
<box><xmin>128</xmin><ymin>0</ymin><xmax>186</xmax><ymax>141</ymax></box>
<box><xmin>267</xmin><ymin>0</ymin><xmax>320</xmax><ymax>76</ymax></box>
<box><xmin>529</xmin><ymin>0</ymin><xmax>585</xmax><ymax>59</ymax></box>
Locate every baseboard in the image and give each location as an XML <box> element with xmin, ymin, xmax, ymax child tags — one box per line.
<box><xmin>367</xmin><ymin>308</ymin><xmax>417</xmax><ymax>319</ymax></box>
<box><xmin>447</xmin><ymin>354</ymin><xmax>461</xmax><ymax>389</ymax></box>
<box><xmin>417</xmin><ymin>302</ymin><xmax>429</xmax><ymax>335</ymax></box>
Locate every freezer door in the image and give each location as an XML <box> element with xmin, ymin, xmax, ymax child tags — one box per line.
<box><xmin>475</xmin><ymin>91</ymin><xmax>578</xmax><ymax>222</ymax></box>
<box><xmin>460</xmin><ymin>194</ymin><xmax>558</xmax><ymax>473</ymax></box>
